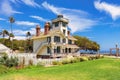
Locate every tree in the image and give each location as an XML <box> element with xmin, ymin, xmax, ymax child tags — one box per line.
<box><xmin>73</xmin><ymin>35</ymin><xmax>100</xmax><ymax>53</ymax></box>
<box><xmin>26</xmin><ymin>31</ymin><xmax>32</xmax><ymax>53</ymax></box>
<box><xmin>0</xmin><ymin>30</ymin><xmax>9</xmax><ymax>44</ymax></box>
<box><xmin>9</xmin><ymin>33</ymin><xmax>14</xmax><ymax>40</ymax></box>
<box><xmin>9</xmin><ymin>16</ymin><xmax>15</xmax><ymax>51</ymax></box>
<box><xmin>26</xmin><ymin>31</ymin><xmax>31</xmax><ymax>40</ymax></box>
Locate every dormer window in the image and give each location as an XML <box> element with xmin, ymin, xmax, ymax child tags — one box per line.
<box><xmin>55</xmin><ymin>22</ymin><xmax>59</xmax><ymax>27</ymax></box>
<box><xmin>68</xmin><ymin>40</ymin><xmax>72</xmax><ymax>44</ymax></box>
<box><xmin>63</xmin><ymin>38</ymin><xmax>66</xmax><ymax>43</ymax></box>
<box><xmin>62</xmin><ymin>22</ymin><xmax>67</xmax><ymax>27</ymax></box>
<box><xmin>63</xmin><ymin>29</ymin><xmax>66</xmax><ymax>35</ymax></box>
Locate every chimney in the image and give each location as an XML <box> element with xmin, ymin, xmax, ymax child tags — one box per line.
<box><xmin>44</xmin><ymin>22</ymin><xmax>50</xmax><ymax>35</ymax></box>
<box><xmin>67</xmin><ymin>30</ymin><xmax>70</xmax><ymax>36</ymax></box>
<box><xmin>36</xmin><ymin>25</ymin><xmax>40</xmax><ymax>36</ymax></box>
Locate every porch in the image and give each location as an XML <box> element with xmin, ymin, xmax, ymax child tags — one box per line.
<box><xmin>37</xmin><ymin>44</ymin><xmax>80</xmax><ymax>59</ymax></box>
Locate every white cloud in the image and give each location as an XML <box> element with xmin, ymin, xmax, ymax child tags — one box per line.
<box><xmin>0</xmin><ymin>18</ymin><xmax>5</xmax><ymax>21</ymax></box>
<box><xmin>14</xmin><ymin>36</ymin><xmax>26</xmax><ymax>40</ymax></box>
<box><xmin>0</xmin><ymin>0</ymin><xmax>22</xmax><ymax>16</ymax></box>
<box><xmin>94</xmin><ymin>1</ymin><xmax>120</xmax><ymax>20</ymax></box>
<box><xmin>21</xmin><ymin>0</ymin><xmax>41</xmax><ymax>8</ymax></box>
<box><xmin>12</xmin><ymin>27</ymin><xmax>44</xmax><ymax>40</ymax></box>
<box><xmin>12</xmin><ymin>28</ymin><xmax>35</xmax><ymax>40</ymax></box>
<box><xmin>15</xmin><ymin>21</ymin><xmax>39</xmax><ymax>26</ymax></box>
<box><xmin>9</xmin><ymin>0</ymin><xmax>41</xmax><ymax>8</ymax></box>
<box><xmin>10</xmin><ymin>0</ymin><xmax>20</xmax><ymax>3</ymax></box>
<box><xmin>42</xmin><ymin>1</ymin><xmax>96</xmax><ymax>33</ymax></box>
<box><xmin>30</xmin><ymin>15</ymin><xmax>48</xmax><ymax>22</ymax></box>
<box><xmin>0</xmin><ymin>0</ymin><xmax>40</xmax><ymax>16</ymax></box>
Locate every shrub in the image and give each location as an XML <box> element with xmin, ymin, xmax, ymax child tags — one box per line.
<box><xmin>88</xmin><ymin>56</ymin><xmax>96</xmax><ymax>60</ymax></box>
<box><xmin>52</xmin><ymin>61</ymin><xmax>62</xmax><ymax>65</ymax></box>
<box><xmin>62</xmin><ymin>59</ymin><xmax>71</xmax><ymax>64</ymax></box>
<box><xmin>70</xmin><ymin>58</ymin><xmax>79</xmax><ymax>63</ymax></box>
<box><xmin>0</xmin><ymin>65</ymin><xmax>8</xmax><ymax>74</ymax></box>
<box><xmin>0</xmin><ymin>54</ymin><xmax>18</xmax><ymax>68</ymax></box>
<box><xmin>5</xmin><ymin>57</ymin><xmax>18</xmax><ymax>68</ymax></box>
<box><xmin>37</xmin><ymin>62</ymin><xmax>44</xmax><ymax>67</ymax></box>
<box><xmin>57</xmin><ymin>61</ymin><xmax>63</xmax><ymax>65</ymax></box>
<box><xmin>52</xmin><ymin>61</ymin><xmax>59</xmax><ymax>65</ymax></box>
<box><xmin>80</xmin><ymin>57</ymin><xmax>88</xmax><ymax>62</ymax></box>
<box><xmin>100</xmin><ymin>55</ymin><xmax>104</xmax><ymax>58</ymax></box>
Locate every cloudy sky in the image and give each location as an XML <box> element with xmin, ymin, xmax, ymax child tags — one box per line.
<box><xmin>0</xmin><ymin>0</ymin><xmax>120</xmax><ymax>50</ymax></box>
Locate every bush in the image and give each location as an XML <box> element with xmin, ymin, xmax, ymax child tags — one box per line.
<box><xmin>70</xmin><ymin>58</ymin><xmax>79</xmax><ymax>63</ymax></box>
<box><xmin>52</xmin><ymin>61</ymin><xmax>62</xmax><ymax>65</ymax></box>
<box><xmin>62</xmin><ymin>59</ymin><xmax>71</xmax><ymax>64</ymax></box>
<box><xmin>52</xmin><ymin>55</ymin><xmax>104</xmax><ymax>65</ymax></box>
<box><xmin>88</xmin><ymin>56</ymin><xmax>96</xmax><ymax>60</ymax></box>
<box><xmin>52</xmin><ymin>61</ymin><xmax>58</xmax><ymax>65</ymax></box>
<box><xmin>100</xmin><ymin>55</ymin><xmax>104</xmax><ymax>58</ymax></box>
<box><xmin>88</xmin><ymin>56</ymin><xmax>93</xmax><ymax>60</ymax></box>
<box><xmin>80</xmin><ymin>57</ymin><xmax>88</xmax><ymax>62</ymax></box>
<box><xmin>0</xmin><ymin>54</ymin><xmax>18</xmax><ymax>68</ymax></box>
<box><xmin>5</xmin><ymin>57</ymin><xmax>18</xmax><ymax>68</ymax></box>
<box><xmin>0</xmin><ymin>65</ymin><xmax>8</xmax><ymax>74</ymax></box>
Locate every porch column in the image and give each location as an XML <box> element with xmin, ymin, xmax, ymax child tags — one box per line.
<box><xmin>72</xmin><ymin>48</ymin><xmax>74</xmax><ymax>53</ymax></box>
<box><xmin>51</xmin><ymin>46</ymin><xmax>54</xmax><ymax>56</ymax></box>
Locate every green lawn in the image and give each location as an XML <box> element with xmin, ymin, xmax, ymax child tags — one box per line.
<box><xmin>1</xmin><ymin>58</ymin><xmax>120</xmax><ymax>80</ymax></box>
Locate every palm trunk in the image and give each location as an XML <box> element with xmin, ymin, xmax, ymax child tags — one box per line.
<box><xmin>11</xmin><ymin>23</ymin><xmax>13</xmax><ymax>53</ymax></box>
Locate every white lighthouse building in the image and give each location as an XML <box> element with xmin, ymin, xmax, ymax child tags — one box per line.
<box><xmin>32</xmin><ymin>15</ymin><xmax>79</xmax><ymax>58</ymax></box>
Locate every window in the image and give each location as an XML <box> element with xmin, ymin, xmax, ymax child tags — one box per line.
<box><xmin>68</xmin><ymin>40</ymin><xmax>72</xmax><ymax>44</ymax></box>
<box><xmin>54</xmin><ymin>36</ymin><xmax>60</xmax><ymax>42</ymax></box>
<box><xmin>55</xmin><ymin>22</ymin><xmax>59</xmax><ymax>27</ymax></box>
<box><xmin>63</xmin><ymin>38</ymin><xmax>66</xmax><ymax>43</ymax></box>
<box><xmin>57</xmin><ymin>46</ymin><xmax>60</xmax><ymax>53</ymax></box>
<box><xmin>54</xmin><ymin>46</ymin><xmax>60</xmax><ymax>53</ymax></box>
<box><xmin>63</xmin><ymin>29</ymin><xmax>66</xmax><ymax>35</ymax></box>
<box><xmin>69</xmin><ymin>48</ymin><xmax>71</xmax><ymax>53</ymax></box>
<box><xmin>62</xmin><ymin>22</ymin><xmax>67</xmax><ymax>27</ymax></box>
<box><xmin>47</xmin><ymin>47</ymin><xmax>51</xmax><ymax>54</ymax></box>
<box><xmin>47</xmin><ymin>37</ymin><xmax>51</xmax><ymax>43</ymax></box>
<box><xmin>65</xmin><ymin>48</ymin><xmax>67</xmax><ymax>53</ymax></box>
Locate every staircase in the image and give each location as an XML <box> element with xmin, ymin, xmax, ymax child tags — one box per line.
<box><xmin>34</xmin><ymin>41</ymin><xmax>48</xmax><ymax>54</ymax></box>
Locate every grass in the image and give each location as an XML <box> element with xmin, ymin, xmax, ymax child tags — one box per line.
<box><xmin>1</xmin><ymin>58</ymin><xmax>120</xmax><ymax>80</ymax></box>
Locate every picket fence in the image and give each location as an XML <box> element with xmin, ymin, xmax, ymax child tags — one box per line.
<box><xmin>7</xmin><ymin>53</ymin><xmax>63</xmax><ymax>66</ymax></box>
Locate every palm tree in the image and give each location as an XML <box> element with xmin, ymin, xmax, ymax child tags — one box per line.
<box><xmin>9</xmin><ymin>16</ymin><xmax>15</xmax><ymax>52</ymax></box>
<box><xmin>9</xmin><ymin>16</ymin><xmax>15</xmax><ymax>33</ymax></box>
<box><xmin>0</xmin><ymin>30</ymin><xmax>9</xmax><ymax>44</ymax></box>
<box><xmin>26</xmin><ymin>31</ymin><xmax>31</xmax><ymax>40</ymax></box>
<box><xmin>26</xmin><ymin>31</ymin><xmax>31</xmax><ymax>52</ymax></box>
<box><xmin>9</xmin><ymin>33</ymin><xmax>14</xmax><ymax>40</ymax></box>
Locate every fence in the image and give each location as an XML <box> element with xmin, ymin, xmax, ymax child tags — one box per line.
<box><xmin>7</xmin><ymin>53</ymin><xmax>37</xmax><ymax>65</ymax></box>
<box><xmin>37</xmin><ymin>58</ymin><xmax>63</xmax><ymax>65</ymax></box>
<box><xmin>7</xmin><ymin>53</ymin><xmax>64</xmax><ymax>66</ymax></box>
<box><xmin>6</xmin><ymin>53</ymin><xmax>80</xmax><ymax>66</ymax></box>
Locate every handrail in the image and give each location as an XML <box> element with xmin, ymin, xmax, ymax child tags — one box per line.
<box><xmin>35</xmin><ymin>41</ymin><xmax>48</xmax><ymax>53</ymax></box>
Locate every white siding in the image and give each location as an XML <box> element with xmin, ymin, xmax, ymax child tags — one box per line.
<box><xmin>33</xmin><ymin>38</ymin><xmax>47</xmax><ymax>53</ymax></box>
<box><xmin>37</xmin><ymin>46</ymin><xmax>48</xmax><ymax>55</ymax></box>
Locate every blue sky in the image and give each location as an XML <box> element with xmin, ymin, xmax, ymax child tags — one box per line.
<box><xmin>0</xmin><ymin>0</ymin><xmax>120</xmax><ymax>50</ymax></box>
